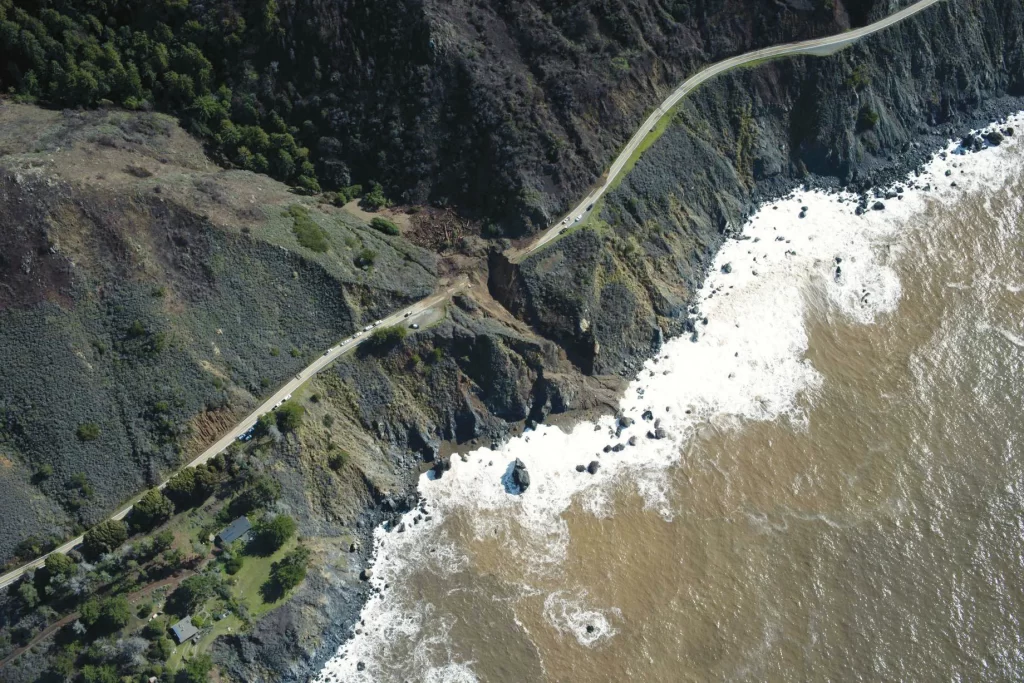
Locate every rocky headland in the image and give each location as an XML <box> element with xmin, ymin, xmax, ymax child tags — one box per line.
<box><xmin>0</xmin><ymin>0</ymin><xmax>1022</xmax><ymax>681</ymax></box>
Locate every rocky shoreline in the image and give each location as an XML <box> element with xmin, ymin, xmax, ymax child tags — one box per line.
<box><xmin>216</xmin><ymin>0</ymin><xmax>1024</xmax><ymax>679</ymax></box>
<box><xmin>229</xmin><ymin>95</ymin><xmax>1024</xmax><ymax>683</ymax></box>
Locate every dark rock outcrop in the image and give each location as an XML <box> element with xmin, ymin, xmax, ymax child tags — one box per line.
<box><xmin>512</xmin><ymin>458</ymin><xmax>531</xmax><ymax>491</ymax></box>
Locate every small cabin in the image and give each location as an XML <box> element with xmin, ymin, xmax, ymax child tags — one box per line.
<box><xmin>170</xmin><ymin>616</ymin><xmax>199</xmax><ymax>644</ymax></box>
<box><xmin>215</xmin><ymin>516</ymin><xmax>252</xmax><ymax>546</ymax></box>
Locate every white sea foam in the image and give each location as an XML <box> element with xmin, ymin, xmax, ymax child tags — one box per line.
<box><xmin>314</xmin><ymin>113</ymin><xmax>1024</xmax><ymax>682</ymax></box>
<box><xmin>542</xmin><ymin>590</ymin><xmax>623</xmax><ymax>647</ymax></box>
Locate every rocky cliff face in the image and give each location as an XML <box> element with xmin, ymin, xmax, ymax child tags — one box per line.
<box><xmin>1</xmin><ymin>0</ymin><xmax>1022</xmax><ymax>680</ymax></box>
<box><xmin>490</xmin><ymin>0</ymin><xmax>1024</xmax><ymax>378</ymax></box>
<box><xmin>211</xmin><ymin>301</ymin><xmax>625</xmax><ymax>681</ymax></box>
<box><xmin>271</xmin><ymin>0</ymin><xmax>889</xmax><ymax>233</ymax></box>
<box><xmin>220</xmin><ymin>2</ymin><xmax>1024</xmax><ymax>679</ymax></box>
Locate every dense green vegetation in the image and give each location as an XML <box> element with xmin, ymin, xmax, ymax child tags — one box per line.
<box><xmin>0</xmin><ymin>0</ymin><xmax>320</xmax><ymax>192</ymax></box>
<box><xmin>82</xmin><ymin>519</ymin><xmax>128</xmax><ymax>559</ymax></box>
<box><xmin>128</xmin><ymin>489</ymin><xmax>175</xmax><ymax>533</ymax></box>
<box><xmin>273</xmin><ymin>401</ymin><xmax>304</xmax><ymax>433</ymax></box>
<box><xmin>369</xmin><ymin>216</ymin><xmax>400</xmax><ymax>236</ymax></box>
<box><xmin>363</xmin><ymin>325</ymin><xmax>407</xmax><ymax>355</ymax></box>
<box><xmin>252</xmin><ymin>514</ymin><xmax>296</xmax><ymax>554</ymax></box>
<box><xmin>287</xmin><ymin>205</ymin><xmax>329</xmax><ymax>252</ymax></box>
<box><xmin>0</xmin><ymin>438</ymin><xmax>314</xmax><ymax>681</ymax></box>
<box><xmin>261</xmin><ymin>545</ymin><xmax>310</xmax><ymax>600</ymax></box>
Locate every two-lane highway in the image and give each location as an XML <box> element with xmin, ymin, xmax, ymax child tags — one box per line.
<box><xmin>0</xmin><ymin>280</ymin><xmax>466</xmax><ymax>590</ymax></box>
<box><xmin>0</xmin><ymin>0</ymin><xmax>947</xmax><ymax>592</ymax></box>
<box><xmin>523</xmin><ymin>0</ymin><xmax>947</xmax><ymax>259</ymax></box>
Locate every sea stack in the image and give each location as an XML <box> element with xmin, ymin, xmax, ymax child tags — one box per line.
<box><xmin>512</xmin><ymin>458</ymin><xmax>531</xmax><ymax>491</ymax></box>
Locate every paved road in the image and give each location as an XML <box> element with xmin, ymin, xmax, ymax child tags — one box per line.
<box><xmin>0</xmin><ymin>0</ymin><xmax>946</xmax><ymax>592</ymax></box>
<box><xmin>523</xmin><ymin>0</ymin><xmax>947</xmax><ymax>258</ymax></box>
<box><xmin>0</xmin><ymin>281</ymin><xmax>465</xmax><ymax>590</ymax></box>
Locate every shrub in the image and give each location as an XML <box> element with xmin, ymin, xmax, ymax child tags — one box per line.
<box><xmin>150</xmin><ymin>636</ymin><xmax>174</xmax><ymax>661</ymax></box>
<box><xmin>79</xmin><ymin>595</ymin><xmax>131</xmax><ymax>632</ymax></box>
<box><xmin>287</xmin><ymin>205</ymin><xmax>329</xmax><ymax>252</ymax></box>
<box><xmin>275</xmin><ymin>401</ymin><xmax>305</xmax><ymax>432</ymax></box>
<box><xmin>166</xmin><ymin>573</ymin><xmax>221</xmax><ymax>617</ymax></box>
<box><xmin>369</xmin><ymin>217</ymin><xmax>400</xmax><ymax>236</ymax></box>
<box><xmin>363</xmin><ymin>326</ymin><xmax>406</xmax><ymax>355</ymax></box>
<box><xmin>165</xmin><ymin>466</ymin><xmax>218</xmax><ymax>509</ymax></box>
<box><xmin>224</xmin><ymin>555</ymin><xmax>244</xmax><ymax>575</ymax></box>
<box><xmin>129</xmin><ymin>489</ymin><xmax>174</xmax><ymax>532</ymax></box>
<box><xmin>355</xmin><ymin>248</ymin><xmax>377</xmax><ymax>267</ymax></box>
<box><xmin>17</xmin><ymin>581</ymin><xmax>39</xmax><ymax>609</ymax></box>
<box><xmin>360</xmin><ymin>182</ymin><xmax>390</xmax><ymax>211</ymax></box>
<box><xmin>76</xmin><ymin>423</ymin><xmax>101</xmax><ymax>441</ymax></box>
<box><xmin>83</xmin><ymin>519</ymin><xmax>129</xmax><ymax>559</ymax></box>
<box><xmin>230</xmin><ymin>474</ymin><xmax>282</xmax><ymax>515</ymax></box>
<box><xmin>253</xmin><ymin>515</ymin><xmax>297</xmax><ymax>553</ymax></box>
<box><xmin>328</xmin><ymin>450</ymin><xmax>348</xmax><ymax>471</ymax></box>
<box><xmin>177</xmin><ymin>654</ymin><xmax>213</xmax><ymax>683</ymax></box>
<box><xmin>857</xmin><ymin>106</ymin><xmax>880</xmax><ymax>131</ymax></box>
<box><xmin>44</xmin><ymin>552</ymin><xmax>76</xmax><ymax>580</ymax></box>
<box><xmin>81</xmin><ymin>664</ymin><xmax>119</xmax><ymax>683</ymax></box>
<box><xmin>261</xmin><ymin>545</ymin><xmax>311</xmax><ymax>601</ymax></box>
<box><xmin>846</xmin><ymin>64</ymin><xmax>871</xmax><ymax>90</ymax></box>
<box><xmin>33</xmin><ymin>464</ymin><xmax>54</xmax><ymax>482</ymax></box>
<box><xmin>143</xmin><ymin>618</ymin><xmax>168</xmax><ymax>640</ymax></box>
<box><xmin>152</xmin><ymin>530</ymin><xmax>175</xmax><ymax>553</ymax></box>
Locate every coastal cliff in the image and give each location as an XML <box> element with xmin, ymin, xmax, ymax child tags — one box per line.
<box><xmin>0</xmin><ymin>0</ymin><xmax>1022</xmax><ymax>681</ymax></box>
<box><xmin>221</xmin><ymin>0</ymin><xmax>1024</xmax><ymax>679</ymax></box>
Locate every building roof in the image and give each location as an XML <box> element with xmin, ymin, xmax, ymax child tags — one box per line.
<box><xmin>216</xmin><ymin>516</ymin><xmax>252</xmax><ymax>544</ymax></box>
<box><xmin>170</xmin><ymin>616</ymin><xmax>199</xmax><ymax>644</ymax></box>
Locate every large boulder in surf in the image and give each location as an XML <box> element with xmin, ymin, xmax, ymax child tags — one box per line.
<box><xmin>512</xmin><ymin>458</ymin><xmax>531</xmax><ymax>491</ymax></box>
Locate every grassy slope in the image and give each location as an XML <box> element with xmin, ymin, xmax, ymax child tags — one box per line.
<box><xmin>0</xmin><ymin>103</ymin><xmax>438</xmax><ymax>565</ymax></box>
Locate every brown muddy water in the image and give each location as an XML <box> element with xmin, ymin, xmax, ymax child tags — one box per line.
<box><xmin>318</xmin><ymin>116</ymin><xmax>1024</xmax><ymax>682</ymax></box>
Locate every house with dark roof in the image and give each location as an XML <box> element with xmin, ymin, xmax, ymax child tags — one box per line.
<box><xmin>215</xmin><ymin>516</ymin><xmax>252</xmax><ymax>546</ymax></box>
<box><xmin>170</xmin><ymin>616</ymin><xmax>199</xmax><ymax>644</ymax></box>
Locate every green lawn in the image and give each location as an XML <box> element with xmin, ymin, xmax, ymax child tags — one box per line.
<box><xmin>166</xmin><ymin>536</ymin><xmax>299</xmax><ymax>670</ymax></box>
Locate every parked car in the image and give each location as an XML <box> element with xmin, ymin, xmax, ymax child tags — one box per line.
<box><xmin>373</xmin><ymin>320</ymin><xmax>383</xmax><ymax>327</ymax></box>
<box><xmin>410</xmin><ymin>323</ymin><xmax>420</xmax><ymax>330</ymax></box>
<box><xmin>575</xmin><ymin>214</ymin><xmax>582</xmax><ymax>222</ymax></box>
<box><xmin>363</xmin><ymin>325</ymin><xmax>372</xmax><ymax>332</ymax></box>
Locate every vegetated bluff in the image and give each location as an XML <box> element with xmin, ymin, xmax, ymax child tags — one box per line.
<box><xmin>0</xmin><ymin>0</ymin><xmax>1021</xmax><ymax>680</ymax></box>
<box><xmin>0</xmin><ymin>103</ymin><xmax>436</xmax><ymax>565</ymax></box>
<box><xmin>1</xmin><ymin>0</ymin><xmax>891</xmax><ymax>233</ymax></box>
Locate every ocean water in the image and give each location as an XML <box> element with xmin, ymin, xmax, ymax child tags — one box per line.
<box><xmin>316</xmin><ymin>113</ymin><xmax>1024</xmax><ymax>682</ymax></box>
